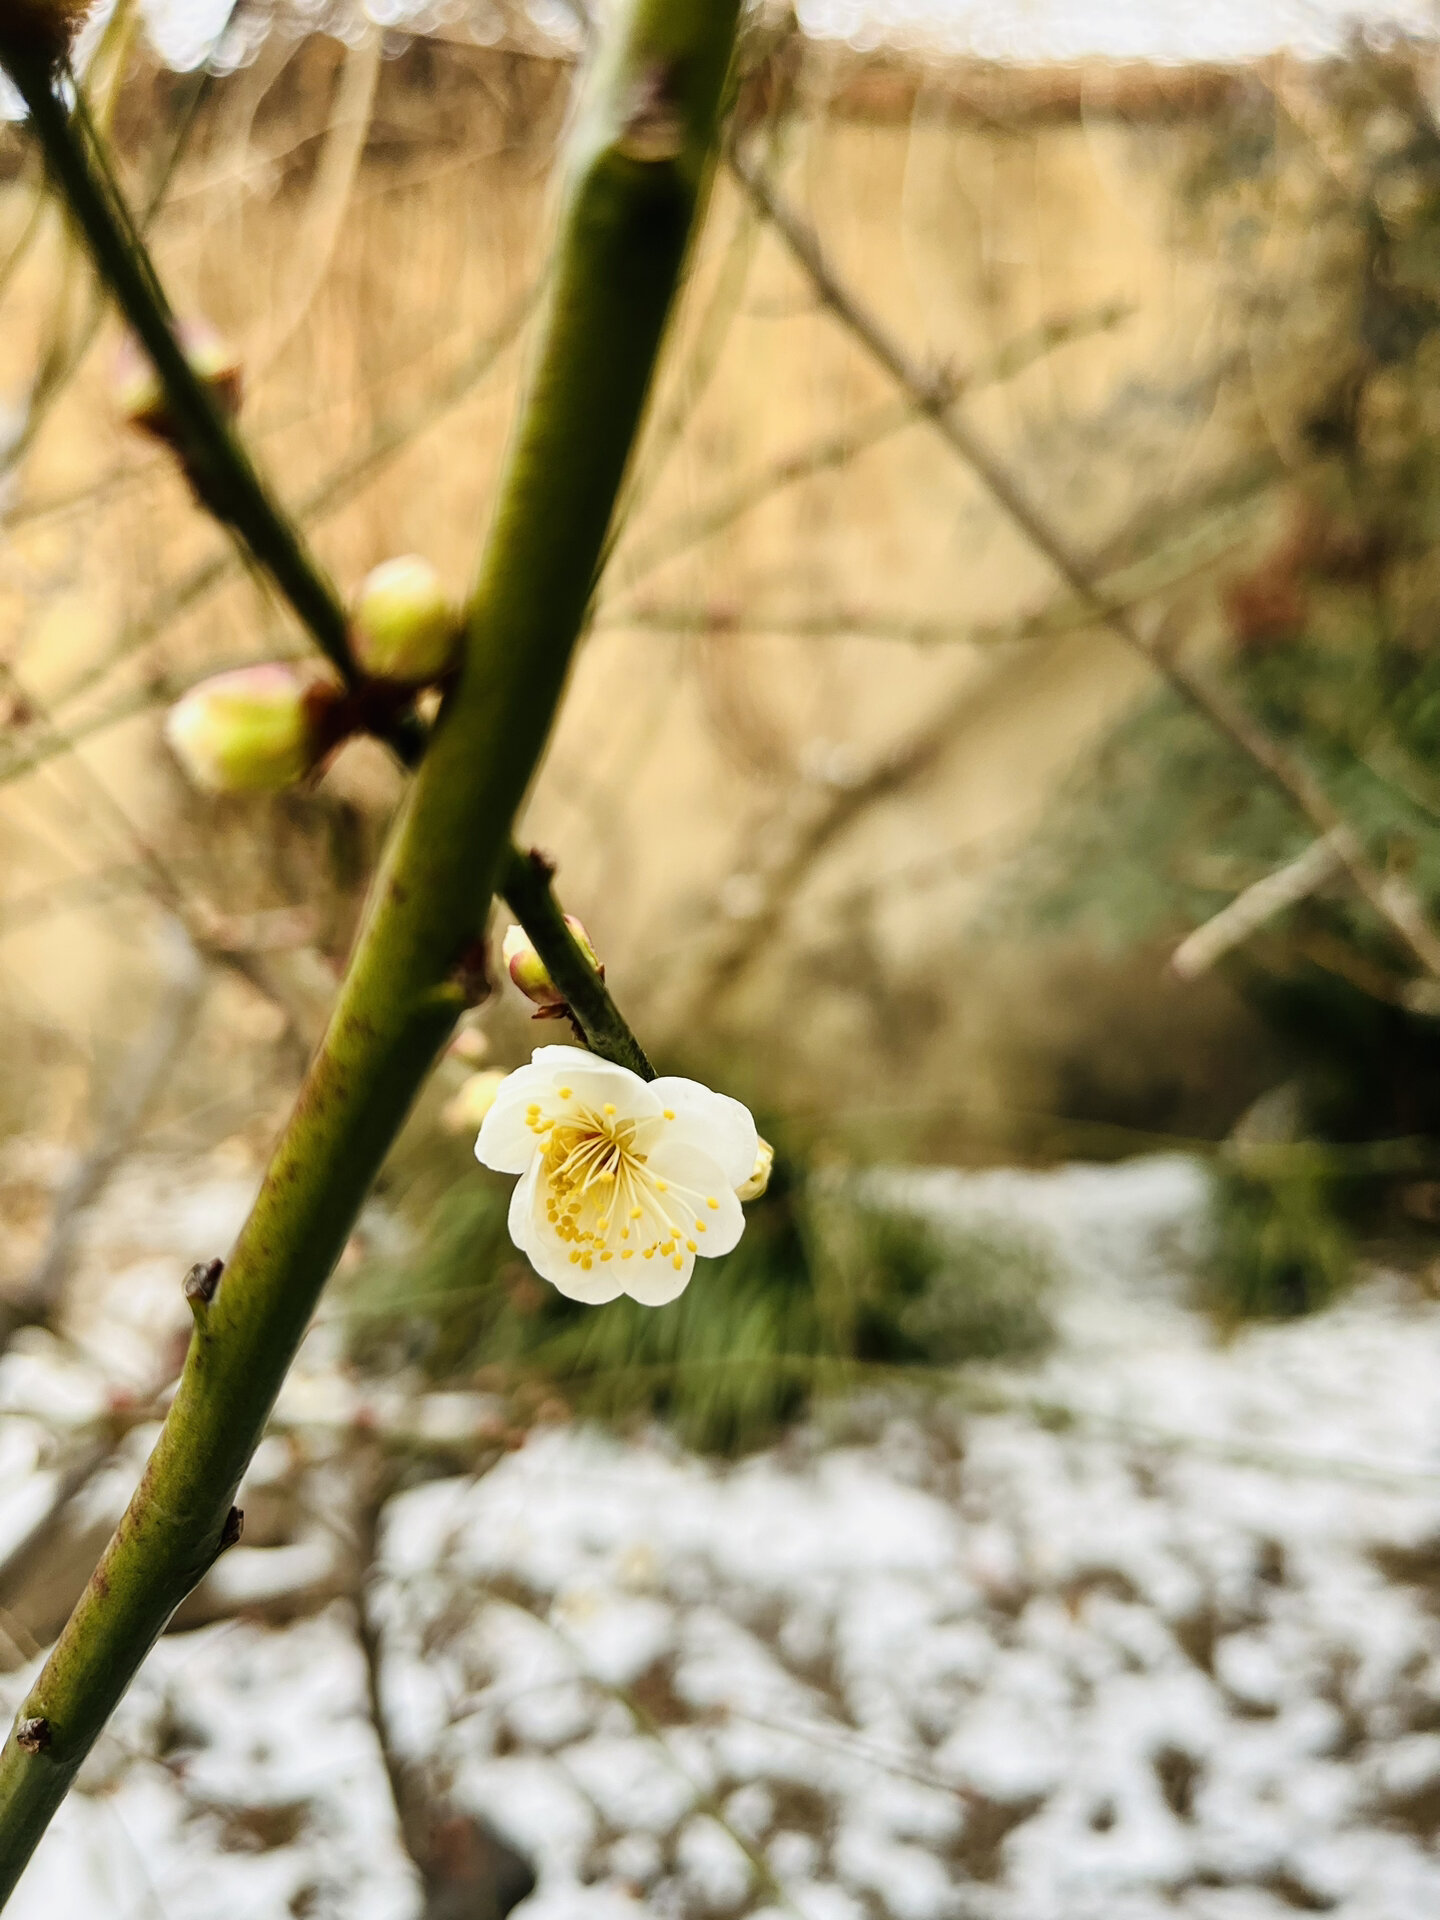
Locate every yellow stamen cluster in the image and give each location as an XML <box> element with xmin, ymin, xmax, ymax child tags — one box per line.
<box><xmin>525</xmin><ymin>1095</ymin><xmax>720</xmax><ymax>1275</ymax></box>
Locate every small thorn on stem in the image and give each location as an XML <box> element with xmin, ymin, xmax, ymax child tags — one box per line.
<box><xmin>184</xmin><ymin>1257</ymin><xmax>224</xmax><ymax>1331</ymax></box>
<box><xmin>183</xmin><ymin>1258</ymin><xmax>223</xmax><ymax>1307</ymax></box>
<box><xmin>15</xmin><ymin>1717</ymin><xmax>50</xmax><ymax>1756</ymax></box>
<box><xmin>219</xmin><ymin>1506</ymin><xmax>244</xmax><ymax>1552</ymax></box>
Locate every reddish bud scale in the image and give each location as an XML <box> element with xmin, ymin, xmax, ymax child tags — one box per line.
<box><xmin>114</xmin><ymin>320</ymin><xmax>244</xmax><ymax>449</ymax></box>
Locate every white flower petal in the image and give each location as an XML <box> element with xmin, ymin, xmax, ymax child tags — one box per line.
<box><xmin>624</xmin><ymin>1250</ymin><xmax>696</xmax><ymax>1307</ymax></box>
<box><xmin>507</xmin><ymin>1161</ymin><xmax>537</xmax><ymax>1254</ymax></box>
<box><xmin>554</xmin><ymin>1064</ymin><xmax>662</xmax><ymax>1125</ymax></box>
<box><xmin>644</xmin><ymin>1140</ymin><xmax>747</xmax><ymax>1257</ymax></box>
<box><xmin>548</xmin><ymin>1259</ymin><xmax>628</xmax><ymax>1305</ymax></box>
<box><xmin>475</xmin><ymin>1078</ymin><xmax>543</xmax><ymax>1174</ymax></box>
<box><xmin>648</xmin><ymin>1077</ymin><xmax>758</xmax><ymax>1190</ymax></box>
<box><xmin>529</xmin><ymin>1044</ymin><xmax>603</xmax><ymax>1069</ymax></box>
<box><xmin>484</xmin><ymin>1051</ymin><xmax>755</xmax><ymax>1308</ymax></box>
<box><xmin>530</xmin><ymin>1045</ymin><xmax>644</xmax><ymax>1097</ymax></box>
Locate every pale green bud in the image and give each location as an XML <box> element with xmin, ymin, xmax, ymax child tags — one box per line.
<box><xmin>164</xmin><ymin>664</ymin><xmax>343</xmax><ymax>795</ymax></box>
<box><xmin>351</xmin><ymin>555</ymin><xmax>459</xmax><ymax>687</ymax></box>
<box><xmin>502</xmin><ymin>918</ymin><xmax>599</xmax><ymax>1009</ymax></box>
<box><xmin>736</xmin><ymin>1137</ymin><xmax>774</xmax><ymax>1203</ymax></box>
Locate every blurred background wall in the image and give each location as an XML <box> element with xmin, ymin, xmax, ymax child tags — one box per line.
<box><xmin>1</xmin><ymin>17</ymin><xmax>1429</xmax><ymax>1216</ymax></box>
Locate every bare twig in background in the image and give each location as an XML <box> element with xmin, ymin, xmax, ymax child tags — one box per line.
<box><xmin>613</xmin><ymin>485</ymin><xmax>1264</xmax><ymax>647</ymax></box>
<box><xmin>605</xmin><ymin>300</ymin><xmax>1134</xmax><ymax>602</ymax></box>
<box><xmin>255</xmin><ymin>32</ymin><xmax>381</xmax><ymax>373</ymax></box>
<box><xmin>663</xmin><ymin>634</ymin><xmax>1076</xmax><ymax>1028</ymax></box>
<box><xmin>1170</xmin><ymin>832</ymin><xmax>1347</xmax><ymax>980</ymax></box>
<box><xmin>0</xmin><ymin>21</ymin><xmax>214</xmax><ymax>484</ymax></box>
<box><xmin>0</xmin><ymin>275</ymin><xmax>540</xmax><ymax>788</ymax></box>
<box><xmin>729</xmin><ymin>143</ymin><xmax>1440</xmax><ymax>981</ymax></box>
<box><xmin>352</xmin><ymin>1474</ymin><xmax>537</xmax><ymax>1920</ymax></box>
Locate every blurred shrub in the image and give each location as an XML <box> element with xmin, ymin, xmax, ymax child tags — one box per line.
<box><xmin>347</xmin><ymin>1133</ymin><xmax>1054</xmax><ymax>1453</ymax></box>
<box><xmin>990</xmin><ymin>44</ymin><xmax>1440</xmax><ymax>1316</ymax></box>
<box><xmin>1204</xmin><ymin>1160</ymin><xmax>1354</xmax><ymax>1322</ymax></box>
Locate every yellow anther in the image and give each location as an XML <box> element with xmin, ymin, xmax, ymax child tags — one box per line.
<box><xmin>686</xmin><ymin>1240</ymin><xmax>697</xmax><ymax>1253</ymax></box>
<box><xmin>581</xmin><ymin>1255</ymin><xmax>593</xmax><ymax>1269</ymax></box>
<box><xmin>644</xmin><ymin>1248</ymin><xmax>655</xmax><ymax>1259</ymax></box>
<box><xmin>660</xmin><ymin>1240</ymin><xmax>674</xmax><ymax>1257</ymax></box>
<box><xmin>694</xmin><ymin>1220</ymin><xmax>706</xmax><ymax>1233</ymax></box>
<box><xmin>600</xmin><ymin>1251</ymin><xmax>613</xmax><ymax>1262</ymax></box>
<box><xmin>622</xmin><ymin>1249</ymin><xmax>634</xmax><ymax>1260</ymax></box>
<box><xmin>707</xmin><ymin>1196</ymin><xmax>719</xmax><ymax>1209</ymax></box>
<box><xmin>664</xmin><ymin>1108</ymin><xmax>675</xmax><ymax>1120</ymax></box>
<box><xmin>603</xmin><ymin>1102</ymin><xmax>616</xmax><ymax>1116</ymax></box>
<box><xmin>672</xmin><ymin>1256</ymin><xmax>683</xmax><ymax>1270</ymax></box>
<box><xmin>656</xmin><ymin>1179</ymin><xmax>668</xmax><ymax>1192</ymax></box>
<box><xmin>630</xmin><ymin>1207</ymin><xmax>643</xmax><ymax>1220</ymax></box>
<box><xmin>559</xmin><ymin>1086</ymin><xmax>572</xmax><ymax>1099</ymax></box>
<box><xmin>569</xmin><ymin>1251</ymin><xmax>581</xmax><ymax>1265</ymax></box>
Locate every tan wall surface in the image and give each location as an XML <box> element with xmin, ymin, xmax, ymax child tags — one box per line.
<box><xmin>0</xmin><ymin>36</ymin><xmax>1291</xmax><ymax>1155</ymax></box>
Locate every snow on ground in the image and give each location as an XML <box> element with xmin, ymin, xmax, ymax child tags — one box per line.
<box><xmin>5</xmin><ymin>1153</ymin><xmax>1440</xmax><ymax>1916</ymax></box>
<box><xmin>365</xmin><ymin>1159</ymin><xmax>1440</xmax><ymax>1920</ymax></box>
<box><xmin>4</xmin><ymin>1608</ymin><xmax>420</xmax><ymax>1919</ymax></box>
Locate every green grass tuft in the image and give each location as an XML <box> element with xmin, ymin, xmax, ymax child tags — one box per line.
<box><xmin>347</xmin><ymin>1136</ymin><xmax>1055</xmax><ymax>1454</ymax></box>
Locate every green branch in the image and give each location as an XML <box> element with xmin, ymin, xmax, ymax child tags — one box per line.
<box><xmin>1</xmin><ymin>41</ymin><xmax>649</xmax><ymax>1071</ymax></box>
<box><xmin>499</xmin><ymin>845</ymin><xmax>655</xmax><ymax>1078</ymax></box>
<box><xmin>6</xmin><ymin>49</ymin><xmax>357</xmax><ymax>678</ymax></box>
<box><xmin>0</xmin><ymin>0</ymin><xmax>738</xmax><ymax>1891</ymax></box>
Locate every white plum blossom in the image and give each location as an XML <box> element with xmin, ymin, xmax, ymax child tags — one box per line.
<box><xmin>475</xmin><ymin>1045</ymin><xmax>759</xmax><ymax>1306</ymax></box>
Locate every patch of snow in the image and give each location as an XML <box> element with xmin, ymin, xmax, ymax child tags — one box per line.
<box><xmin>5</xmin><ymin>1607</ymin><xmax>421</xmax><ymax>1919</ymax></box>
<box><xmin>9</xmin><ymin>1153</ymin><xmax>1440</xmax><ymax>1919</ymax></box>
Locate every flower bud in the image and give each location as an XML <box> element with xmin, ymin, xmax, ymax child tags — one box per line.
<box><xmin>441</xmin><ymin>1068</ymin><xmax>507</xmax><ymax>1135</ymax></box>
<box><xmin>736</xmin><ymin>1136</ymin><xmax>774</xmax><ymax>1203</ymax></box>
<box><xmin>351</xmin><ymin>555</ymin><xmax>459</xmax><ymax>687</ymax></box>
<box><xmin>114</xmin><ymin>319</ymin><xmax>243</xmax><ymax>442</ymax></box>
<box><xmin>0</xmin><ymin>0</ymin><xmax>93</xmax><ymax>59</ymax></box>
<box><xmin>164</xmin><ymin>664</ymin><xmax>344</xmax><ymax>795</ymax></box>
<box><xmin>502</xmin><ymin>918</ymin><xmax>599</xmax><ymax>1010</ymax></box>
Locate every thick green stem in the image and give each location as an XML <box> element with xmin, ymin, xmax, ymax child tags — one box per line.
<box><xmin>1</xmin><ymin>41</ymin><xmax>649</xmax><ymax>1069</ymax></box>
<box><xmin>0</xmin><ymin>0</ymin><xmax>738</xmax><ymax>1893</ymax></box>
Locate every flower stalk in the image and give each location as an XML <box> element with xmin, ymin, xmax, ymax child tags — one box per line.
<box><xmin>0</xmin><ymin>0</ymin><xmax>739</xmax><ymax>1892</ymax></box>
<box><xmin>499</xmin><ymin>846</ymin><xmax>654</xmax><ymax>1079</ymax></box>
